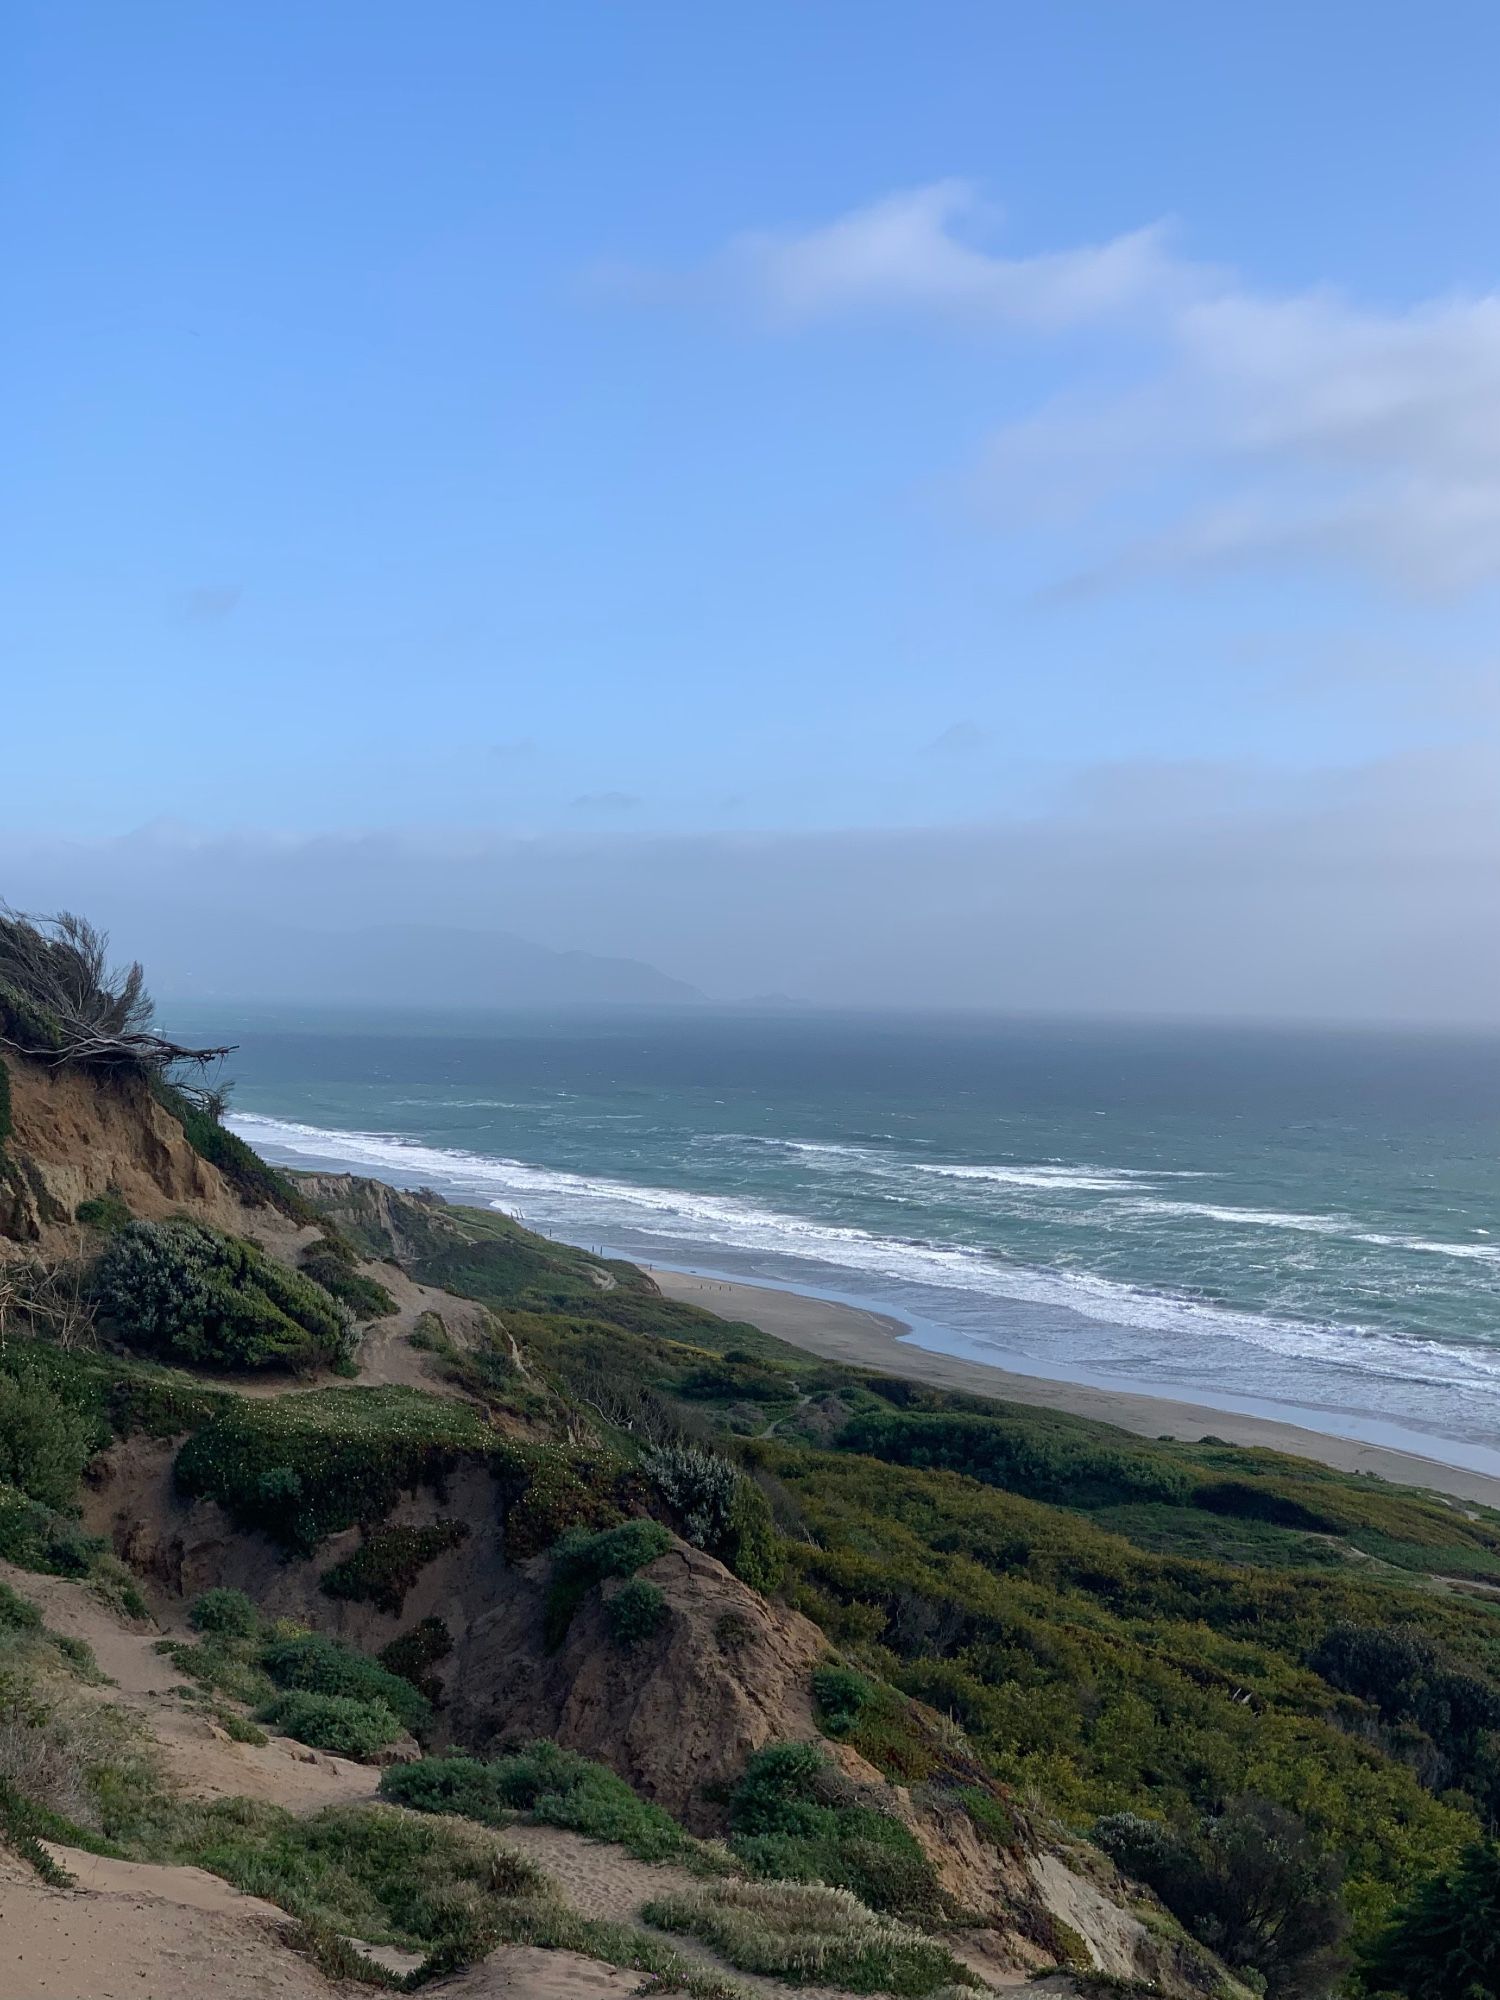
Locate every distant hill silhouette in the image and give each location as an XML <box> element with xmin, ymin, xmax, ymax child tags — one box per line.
<box><xmin>153</xmin><ymin>921</ymin><xmax>702</xmax><ymax>1007</ymax></box>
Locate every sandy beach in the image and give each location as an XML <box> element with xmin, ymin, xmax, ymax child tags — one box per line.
<box><xmin>652</xmin><ymin>1266</ymin><xmax>1500</xmax><ymax>1511</ymax></box>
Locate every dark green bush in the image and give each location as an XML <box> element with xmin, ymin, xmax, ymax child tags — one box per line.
<box><xmin>1095</xmin><ymin>1798</ymin><xmax>1348</xmax><ymax>1999</ymax></box>
<box><xmin>259</xmin><ymin>1631</ymin><xmax>431</xmax><ymax>1736</ymax></box>
<box><xmin>555</xmin><ymin>1518</ymin><xmax>672</xmax><ymax>1581</ymax></box>
<box><xmin>174</xmin><ymin>1386</ymin><xmax>492</xmax><ymax>1552</ymax></box>
<box><xmin>727</xmin><ymin>1743</ymin><xmax>941</xmax><ymax>1916</ymax></box>
<box><xmin>0</xmin><ymin>1484</ymin><xmax>104</xmax><ymax>1576</ymax></box>
<box><xmin>379</xmin><ymin>1754</ymin><xmax>510</xmax><ymax>1823</ymax></box>
<box><xmin>606</xmin><ymin>1577</ymin><xmax>667</xmax><ymax>1646</ymax></box>
<box><xmin>0</xmin><ymin>1371</ymin><xmax>95</xmax><ymax>1510</ymax></box>
<box><xmin>491</xmin><ymin>1437</ymin><xmax>641</xmax><ymax>1559</ymax></box>
<box><xmin>188</xmin><ymin>1588</ymin><xmax>259</xmax><ymax>1641</ymax></box>
<box><xmin>153</xmin><ymin>1083</ymin><xmax>315</xmax><ymax>1220</ymax></box>
<box><xmin>1363</xmin><ymin>1838</ymin><xmax>1500</xmax><ymax>1997</ymax></box>
<box><xmin>0</xmin><ymin>1579</ymin><xmax>43</xmax><ymax>1632</ymax></box>
<box><xmin>380</xmin><ymin>1741</ymin><xmax>711</xmax><ymax>1867</ymax></box>
<box><xmin>813</xmin><ymin>1664</ymin><xmax>874</xmax><ymax>1738</ymax></box>
<box><xmin>300</xmin><ymin>1248</ymin><xmax>396</xmax><ymax>1321</ymax></box>
<box><xmin>378</xmin><ymin>1617</ymin><xmax>452</xmax><ymax>1699</ymax></box>
<box><xmin>839</xmin><ymin>1408</ymin><xmax>1193</xmax><ymax>1509</ymax></box>
<box><xmin>544</xmin><ymin>1518</ymin><xmax>672</xmax><ymax>1648</ymax></box>
<box><xmin>92</xmin><ymin>1219</ymin><xmax>352</xmax><ymax>1374</ymax></box>
<box><xmin>320</xmin><ymin>1520</ymin><xmax>469</xmax><ymax>1616</ymax></box>
<box><xmin>75</xmin><ymin>1190</ymin><xmax>132</xmax><ymax>1234</ymax></box>
<box><xmin>259</xmin><ymin>1690</ymin><xmax>402</xmax><ymax>1760</ymax></box>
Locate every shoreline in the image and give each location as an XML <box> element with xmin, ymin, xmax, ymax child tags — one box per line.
<box><xmin>651</xmin><ymin>1265</ymin><xmax>1500</xmax><ymax>1510</ymax></box>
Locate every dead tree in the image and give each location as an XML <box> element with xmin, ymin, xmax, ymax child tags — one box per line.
<box><xmin>0</xmin><ymin>907</ymin><xmax>232</xmax><ymax>1074</ymax></box>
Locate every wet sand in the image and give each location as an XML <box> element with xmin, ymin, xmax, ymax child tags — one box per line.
<box><xmin>651</xmin><ymin>1267</ymin><xmax>1500</xmax><ymax>1510</ymax></box>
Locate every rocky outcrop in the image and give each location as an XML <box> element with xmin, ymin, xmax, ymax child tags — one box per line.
<box><xmin>449</xmin><ymin>1538</ymin><xmax>826</xmax><ymax>1834</ymax></box>
<box><xmin>291</xmin><ymin>1173</ymin><xmax>464</xmax><ymax>1264</ymax></box>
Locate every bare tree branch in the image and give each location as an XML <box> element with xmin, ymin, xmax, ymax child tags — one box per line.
<box><xmin>0</xmin><ymin>907</ymin><xmax>233</xmax><ymax>1073</ymax></box>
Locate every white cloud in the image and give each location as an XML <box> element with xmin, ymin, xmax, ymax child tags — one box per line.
<box><xmin>643</xmin><ymin>185</ymin><xmax>1500</xmax><ymax>594</ymax></box>
<box><xmin>7</xmin><ymin>743</ymin><xmax>1498</xmax><ymax>1023</ymax></box>
<box><xmin>713</xmin><ymin>181</ymin><xmax>1191</xmax><ymax>331</ymax></box>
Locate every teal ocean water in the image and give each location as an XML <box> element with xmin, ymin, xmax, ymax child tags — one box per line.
<box><xmin>179</xmin><ymin>1007</ymin><xmax>1500</xmax><ymax>1467</ymax></box>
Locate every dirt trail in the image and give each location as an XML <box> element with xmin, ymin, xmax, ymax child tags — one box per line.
<box><xmin>0</xmin><ymin>1851</ymin><xmax>359</xmax><ymax>2000</ymax></box>
<box><xmin>0</xmin><ymin>1560</ymin><xmax>379</xmax><ymax>1811</ymax></box>
<box><xmin>354</xmin><ymin>1264</ymin><xmax>491</xmax><ymax>1390</ymax></box>
<box><xmin>498</xmin><ymin>1824</ymin><xmax>948</xmax><ymax>2000</ymax></box>
<box><xmin>434</xmin><ymin>1946</ymin><xmax>646</xmax><ymax>1995</ymax></box>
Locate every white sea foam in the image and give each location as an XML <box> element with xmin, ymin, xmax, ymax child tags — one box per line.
<box><xmin>226</xmin><ymin>1112</ymin><xmax>1500</xmax><ymax>1398</ymax></box>
<box><xmin>1121</xmin><ymin>1197</ymin><xmax>1500</xmax><ymax>1263</ymax></box>
<box><xmin>721</xmin><ymin>1134</ymin><xmax>1208</xmax><ymax>1193</ymax></box>
<box><xmin>906</xmin><ymin>1161</ymin><xmax>1147</xmax><ymax>1192</ymax></box>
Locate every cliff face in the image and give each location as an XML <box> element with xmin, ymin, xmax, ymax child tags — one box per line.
<box><xmin>0</xmin><ymin>1054</ymin><xmax>250</xmax><ymax>1253</ymax></box>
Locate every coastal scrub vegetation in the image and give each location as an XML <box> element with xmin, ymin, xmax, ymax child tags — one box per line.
<box><xmin>642</xmin><ymin>1878</ymin><xmax>981</xmax><ymax>1996</ymax></box>
<box><xmin>92</xmin><ymin>1218</ymin><xmax>354</xmax><ymax>1374</ymax></box>
<box><xmin>320</xmin><ymin>1519</ymin><xmax>470</xmax><ymax>1615</ymax></box>
<box><xmin>380</xmin><ymin>1741</ymin><xmax>728</xmax><ymax>1872</ymax></box>
<box><xmin>12</xmin><ymin>986</ymin><xmax>1500</xmax><ymax>1993</ymax></box>
<box><xmin>173</xmin><ymin>1384</ymin><xmax>493</xmax><ymax>1550</ymax></box>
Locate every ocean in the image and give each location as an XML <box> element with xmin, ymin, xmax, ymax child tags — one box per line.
<box><xmin>169</xmin><ymin>1006</ymin><xmax>1500</xmax><ymax>1470</ymax></box>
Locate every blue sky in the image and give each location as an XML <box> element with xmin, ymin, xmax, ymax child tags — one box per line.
<box><xmin>3</xmin><ymin>4</ymin><xmax>1498</xmax><ymax>1018</ymax></box>
<box><xmin>6</xmin><ymin>0</ymin><xmax>1497</xmax><ymax>834</ymax></box>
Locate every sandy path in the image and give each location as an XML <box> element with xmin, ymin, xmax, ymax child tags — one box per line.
<box><xmin>653</xmin><ymin>1268</ymin><xmax>1500</xmax><ymax>1511</ymax></box>
<box><xmin>0</xmin><ymin>1851</ymin><xmax>357</xmax><ymax>2000</ymax></box>
<box><xmin>0</xmin><ymin>1561</ymin><xmax>379</xmax><ymax>1811</ymax></box>
<box><xmin>499</xmin><ymin>1824</ymin><xmax>946</xmax><ymax>1999</ymax></box>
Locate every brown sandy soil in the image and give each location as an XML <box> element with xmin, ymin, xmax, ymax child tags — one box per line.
<box><xmin>0</xmin><ymin>1560</ymin><xmax>379</xmax><ymax>1811</ymax></box>
<box><xmin>433</xmin><ymin>1945</ymin><xmax>649</xmax><ymax>1995</ymax></box>
<box><xmin>652</xmin><ymin>1269</ymin><xmax>1500</xmax><ymax>1511</ymax></box>
<box><xmin>0</xmin><ymin>1850</ymin><xmax>360</xmax><ymax>2000</ymax></box>
<box><xmin>354</xmin><ymin>1264</ymin><xmax>493</xmax><ymax>1389</ymax></box>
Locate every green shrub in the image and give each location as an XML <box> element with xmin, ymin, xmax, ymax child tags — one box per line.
<box><xmin>0</xmin><ymin>1579</ymin><xmax>43</xmax><ymax>1633</ymax></box>
<box><xmin>219</xmin><ymin>1711</ymin><xmax>268</xmax><ymax>1746</ymax></box>
<box><xmin>642</xmin><ymin>1879</ymin><xmax>980</xmax><ymax>1995</ymax></box>
<box><xmin>381</xmin><ymin>1742</ymin><xmax>722</xmax><ymax>1871</ymax></box>
<box><xmin>813</xmin><ymin>1664</ymin><xmax>874</xmax><ymax>1738</ymax></box>
<box><xmin>606</xmin><ymin>1578</ymin><xmax>667</xmax><ymax>1647</ymax></box>
<box><xmin>1095</xmin><ymin>1797</ymin><xmax>1349</xmax><ymax>1997</ymax></box>
<box><xmin>544</xmin><ymin>1517</ymin><xmax>671</xmax><ymax>1647</ymax></box>
<box><xmin>75</xmin><ymin>1190</ymin><xmax>132</xmax><ymax>1234</ymax></box>
<box><xmin>1363</xmin><ymin>1838</ymin><xmax>1500</xmax><ymax>1997</ymax></box>
<box><xmin>300</xmin><ymin>1249</ymin><xmax>397</xmax><ymax>1321</ymax></box>
<box><xmin>641</xmin><ymin>1441</ymin><xmax>783</xmax><ymax>1592</ymax></box>
<box><xmin>160</xmin><ymin>1637</ymin><xmax>275</xmax><ymax>1707</ymax></box>
<box><xmin>642</xmin><ymin>1441</ymin><xmax>738</xmax><ymax>1546</ymax></box>
<box><xmin>320</xmin><ymin>1520</ymin><xmax>469</xmax><ymax>1616</ymax></box>
<box><xmin>189</xmin><ymin>1589</ymin><xmax>259</xmax><ymax>1641</ymax></box>
<box><xmin>492</xmin><ymin>1437</ymin><xmax>641</xmax><ymax>1559</ymax></box>
<box><xmin>143</xmin><ymin>1796</ymin><xmax>545</xmax><ymax>1963</ymax></box>
<box><xmin>0</xmin><ymin>1484</ymin><xmax>104</xmax><ymax>1578</ymax></box>
<box><xmin>174</xmin><ymin>1386</ymin><xmax>493</xmax><ymax>1552</ymax></box>
<box><xmin>727</xmin><ymin>1743</ymin><xmax>941</xmax><ymax>1917</ymax></box>
<box><xmin>0</xmin><ymin>1371</ymin><xmax>95</xmax><ymax>1511</ymax></box>
<box><xmin>259</xmin><ymin>1691</ymin><xmax>402</xmax><ymax>1760</ymax></box>
<box><xmin>93</xmin><ymin>1220</ymin><xmax>352</xmax><ymax>1374</ymax></box>
<box><xmin>839</xmin><ymin>1408</ymin><xmax>1193</xmax><ymax>1509</ymax></box>
<box><xmin>259</xmin><ymin>1631</ymin><xmax>431</xmax><ymax>1737</ymax></box>
<box><xmin>378</xmin><ymin>1617</ymin><xmax>452</xmax><ymax>1699</ymax></box>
